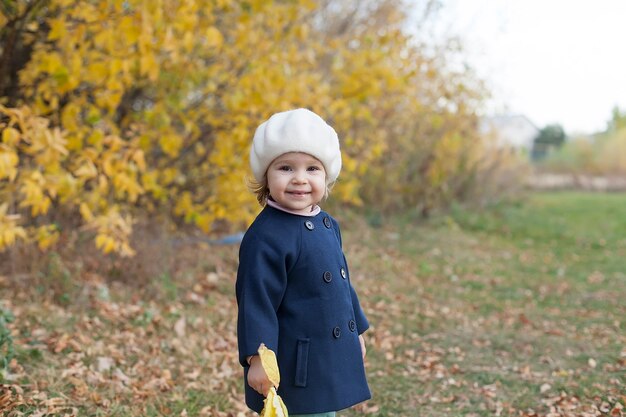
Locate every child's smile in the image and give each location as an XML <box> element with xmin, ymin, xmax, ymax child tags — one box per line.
<box><xmin>266</xmin><ymin>152</ymin><xmax>326</xmax><ymax>214</ymax></box>
<box><xmin>286</xmin><ymin>190</ymin><xmax>310</xmax><ymax>197</ymax></box>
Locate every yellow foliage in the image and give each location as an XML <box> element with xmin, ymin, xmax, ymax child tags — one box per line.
<box><xmin>0</xmin><ymin>147</ymin><xmax>19</xmax><ymax>181</ymax></box>
<box><xmin>95</xmin><ymin>233</ymin><xmax>118</xmax><ymax>254</ymax></box>
<box><xmin>0</xmin><ymin>0</ymin><xmax>501</xmax><ymax>255</ymax></box>
<box><xmin>205</xmin><ymin>27</ymin><xmax>224</xmax><ymax>48</ymax></box>
<box><xmin>112</xmin><ymin>171</ymin><xmax>144</xmax><ymax>202</ymax></box>
<box><xmin>0</xmin><ymin>204</ymin><xmax>27</xmax><ymax>250</ymax></box>
<box><xmin>131</xmin><ymin>149</ymin><xmax>147</xmax><ymax>171</ymax></box>
<box><xmin>74</xmin><ymin>159</ymin><xmax>98</xmax><ymax>179</ymax></box>
<box><xmin>2</xmin><ymin>127</ymin><xmax>21</xmax><ymax>146</ymax></box>
<box><xmin>19</xmin><ymin>172</ymin><xmax>52</xmax><ymax>216</ymax></box>
<box><xmin>35</xmin><ymin>224</ymin><xmax>60</xmax><ymax>250</ymax></box>
<box><xmin>79</xmin><ymin>203</ymin><xmax>94</xmax><ymax>222</ymax></box>
<box><xmin>159</xmin><ymin>133</ymin><xmax>183</xmax><ymax>158</ymax></box>
<box><xmin>91</xmin><ymin>208</ymin><xmax>136</xmax><ymax>257</ymax></box>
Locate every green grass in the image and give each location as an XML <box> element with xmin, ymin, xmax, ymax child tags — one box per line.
<box><xmin>3</xmin><ymin>191</ymin><xmax>625</xmax><ymax>416</ymax></box>
<box><xmin>341</xmin><ymin>191</ymin><xmax>626</xmax><ymax>416</ymax></box>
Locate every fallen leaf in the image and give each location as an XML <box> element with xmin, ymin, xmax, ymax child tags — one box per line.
<box><xmin>174</xmin><ymin>317</ymin><xmax>186</xmax><ymax>337</ymax></box>
<box><xmin>113</xmin><ymin>368</ymin><xmax>130</xmax><ymax>385</ymax></box>
<box><xmin>96</xmin><ymin>356</ymin><xmax>114</xmax><ymax>372</ymax></box>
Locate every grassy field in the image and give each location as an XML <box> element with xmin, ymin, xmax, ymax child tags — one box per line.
<box><xmin>1</xmin><ymin>192</ymin><xmax>625</xmax><ymax>416</ymax></box>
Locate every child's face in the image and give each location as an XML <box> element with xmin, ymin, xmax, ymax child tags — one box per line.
<box><xmin>266</xmin><ymin>152</ymin><xmax>326</xmax><ymax>214</ymax></box>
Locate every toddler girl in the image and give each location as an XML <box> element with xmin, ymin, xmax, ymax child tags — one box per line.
<box><xmin>236</xmin><ymin>108</ymin><xmax>371</xmax><ymax>416</ymax></box>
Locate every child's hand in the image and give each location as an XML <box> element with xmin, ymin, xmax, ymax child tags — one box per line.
<box><xmin>359</xmin><ymin>334</ymin><xmax>367</xmax><ymax>359</ymax></box>
<box><xmin>247</xmin><ymin>355</ymin><xmax>273</xmax><ymax>396</ymax></box>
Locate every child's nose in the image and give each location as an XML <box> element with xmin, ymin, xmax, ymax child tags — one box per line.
<box><xmin>292</xmin><ymin>170</ymin><xmax>307</xmax><ymax>183</ymax></box>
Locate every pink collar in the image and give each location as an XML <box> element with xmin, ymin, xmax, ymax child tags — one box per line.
<box><xmin>266</xmin><ymin>198</ymin><xmax>321</xmax><ymax>217</ymax></box>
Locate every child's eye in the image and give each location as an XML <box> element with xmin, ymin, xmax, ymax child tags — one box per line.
<box><xmin>278</xmin><ymin>165</ymin><xmax>292</xmax><ymax>171</ymax></box>
<box><xmin>307</xmin><ymin>166</ymin><xmax>321</xmax><ymax>171</ymax></box>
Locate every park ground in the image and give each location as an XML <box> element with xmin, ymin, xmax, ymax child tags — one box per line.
<box><xmin>1</xmin><ymin>191</ymin><xmax>625</xmax><ymax>416</ymax></box>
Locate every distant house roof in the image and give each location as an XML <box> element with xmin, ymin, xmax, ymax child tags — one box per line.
<box><xmin>480</xmin><ymin>114</ymin><xmax>540</xmax><ymax>150</ymax></box>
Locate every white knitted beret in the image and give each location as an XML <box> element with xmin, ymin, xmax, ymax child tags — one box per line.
<box><xmin>250</xmin><ymin>108</ymin><xmax>342</xmax><ymax>183</ymax></box>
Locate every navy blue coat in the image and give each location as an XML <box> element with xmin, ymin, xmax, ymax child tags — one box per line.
<box><xmin>236</xmin><ymin>205</ymin><xmax>371</xmax><ymax>414</ymax></box>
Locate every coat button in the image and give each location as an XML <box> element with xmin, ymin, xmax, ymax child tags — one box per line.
<box><xmin>341</xmin><ymin>268</ymin><xmax>347</xmax><ymax>279</ymax></box>
<box><xmin>304</xmin><ymin>220</ymin><xmax>314</xmax><ymax>230</ymax></box>
<box><xmin>349</xmin><ymin>319</ymin><xmax>356</xmax><ymax>332</ymax></box>
<box><xmin>332</xmin><ymin>326</ymin><xmax>341</xmax><ymax>339</ymax></box>
<box><xmin>323</xmin><ymin>271</ymin><xmax>332</xmax><ymax>283</ymax></box>
<box><xmin>323</xmin><ymin>217</ymin><xmax>331</xmax><ymax>228</ymax></box>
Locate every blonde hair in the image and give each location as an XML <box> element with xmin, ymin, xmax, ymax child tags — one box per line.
<box><xmin>248</xmin><ymin>175</ymin><xmax>334</xmax><ymax>206</ymax></box>
<box><xmin>248</xmin><ymin>176</ymin><xmax>271</xmax><ymax>206</ymax></box>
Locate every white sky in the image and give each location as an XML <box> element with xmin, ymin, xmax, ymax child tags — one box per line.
<box><xmin>429</xmin><ymin>0</ymin><xmax>626</xmax><ymax>134</ymax></box>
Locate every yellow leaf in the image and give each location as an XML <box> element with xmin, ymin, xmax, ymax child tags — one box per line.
<box><xmin>159</xmin><ymin>133</ymin><xmax>183</xmax><ymax>157</ymax></box>
<box><xmin>0</xmin><ymin>226</ymin><xmax>27</xmax><ymax>249</ymax></box>
<box><xmin>195</xmin><ymin>212</ymin><xmax>214</xmax><ymax>233</ymax></box>
<box><xmin>0</xmin><ymin>203</ymin><xmax>27</xmax><ymax>250</ymax></box>
<box><xmin>87</xmin><ymin>129</ymin><xmax>104</xmax><ymax>147</ymax></box>
<box><xmin>119</xmin><ymin>241</ymin><xmax>135</xmax><ymax>257</ymax></box>
<box><xmin>2</xmin><ymin>127</ymin><xmax>21</xmax><ymax>145</ymax></box>
<box><xmin>47</xmin><ymin>128</ymin><xmax>68</xmax><ymax>153</ymax></box>
<box><xmin>174</xmin><ymin>192</ymin><xmax>194</xmax><ymax>217</ymax></box>
<box><xmin>74</xmin><ymin>159</ymin><xmax>98</xmax><ymax>179</ymax></box>
<box><xmin>113</xmin><ymin>171</ymin><xmax>144</xmax><ymax>202</ymax></box>
<box><xmin>86</xmin><ymin>62</ymin><xmax>108</xmax><ymax>83</ymax></box>
<box><xmin>183</xmin><ymin>32</ymin><xmax>194</xmax><ymax>52</ymax></box>
<box><xmin>0</xmin><ymin>148</ymin><xmax>19</xmax><ymax>181</ymax></box>
<box><xmin>57</xmin><ymin>0</ymin><xmax>78</xmax><ymax>8</ymax></box>
<box><xmin>36</xmin><ymin>224</ymin><xmax>60</xmax><ymax>250</ymax></box>
<box><xmin>56</xmin><ymin>172</ymin><xmax>78</xmax><ymax>200</ymax></box>
<box><xmin>162</xmin><ymin>27</ymin><xmax>176</xmax><ymax>52</ymax></box>
<box><xmin>48</xmin><ymin>18</ymin><xmax>67</xmax><ymax>41</ymax></box>
<box><xmin>101</xmin><ymin>155</ymin><xmax>115</xmax><ymax>176</ymax></box>
<box><xmin>19</xmin><ymin>173</ymin><xmax>52</xmax><ymax>216</ymax></box>
<box><xmin>98</xmin><ymin>174</ymin><xmax>109</xmax><ymax>192</ymax></box>
<box><xmin>93</xmin><ymin>27</ymin><xmax>115</xmax><ymax>52</ymax></box>
<box><xmin>260</xmin><ymin>387</ymin><xmax>289</xmax><ymax>417</ymax></box>
<box><xmin>139</xmin><ymin>54</ymin><xmax>158</xmax><ymax>81</ymax></box>
<box><xmin>43</xmin><ymin>52</ymin><xmax>64</xmax><ymax>74</ymax></box>
<box><xmin>205</xmin><ymin>27</ymin><xmax>223</xmax><ymax>48</ymax></box>
<box><xmin>118</xmin><ymin>16</ymin><xmax>140</xmax><ymax>44</ymax></box>
<box><xmin>29</xmin><ymin>127</ymin><xmax>68</xmax><ymax>165</ymax></box>
<box><xmin>258</xmin><ymin>343</ymin><xmax>280</xmax><ymax>388</ymax></box>
<box><xmin>79</xmin><ymin>203</ymin><xmax>94</xmax><ymax>221</ymax></box>
<box><xmin>65</xmin><ymin>133</ymin><xmax>83</xmax><ymax>151</ymax></box>
<box><xmin>61</xmin><ymin>102</ymin><xmax>81</xmax><ymax>132</ymax></box>
<box><xmin>95</xmin><ymin>233</ymin><xmax>116</xmax><ymax>253</ymax></box>
<box><xmin>131</xmin><ymin>149</ymin><xmax>146</xmax><ymax>171</ymax></box>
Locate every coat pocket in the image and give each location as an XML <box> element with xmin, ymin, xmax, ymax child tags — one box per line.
<box><xmin>294</xmin><ymin>338</ymin><xmax>310</xmax><ymax>387</ymax></box>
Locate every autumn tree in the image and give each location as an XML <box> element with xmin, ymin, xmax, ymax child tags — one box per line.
<box><xmin>1</xmin><ymin>0</ymin><xmax>512</xmax><ymax>256</ymax></box>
